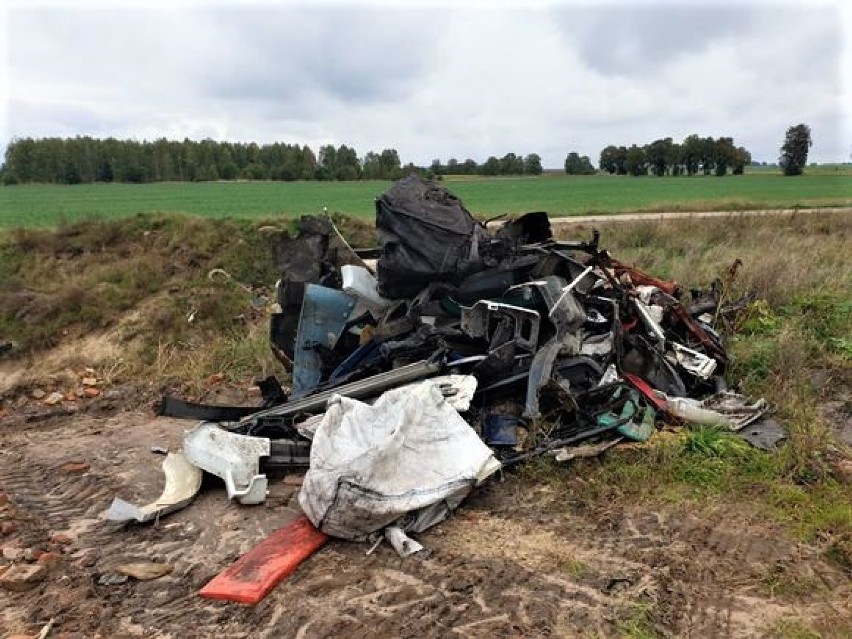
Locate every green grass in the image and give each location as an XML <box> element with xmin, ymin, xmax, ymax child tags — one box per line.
<box><xmin>1</xmin><ymin>171</ymin><xmax>850</xmax><ymax>228</ymax></box>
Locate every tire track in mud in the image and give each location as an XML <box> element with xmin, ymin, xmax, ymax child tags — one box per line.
<box><xmin>0</xmin><ymin>448</ymin><xmax>294</xmax><ymax>637</ymax></box>
<box><xmin>261</xmin><ymin>548</ymin><xmax>603</xmax><ymax>639</ymax></box>
<box><xmin>0</xmin><ymin>452</ymin><xmax>115</xmax><ymax>542</ymax></box>
<box><xmin>2</xmin><ymin>420</ymin><xmax>849</xmax><ymax>638</ymax></box>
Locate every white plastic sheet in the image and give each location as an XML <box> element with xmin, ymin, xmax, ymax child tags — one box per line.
<box><xmin>299</xmin><ymin>381</ymin><xmax>500</xmax><ymax>540</ymax></box>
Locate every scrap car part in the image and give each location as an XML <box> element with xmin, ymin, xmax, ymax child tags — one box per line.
<box><xmin>595</xmin><ymin>387</ymin><xmax>656</xmax><ymax>442</ymax></box>
<box><xmin>669</xmin><ymin>303</ymin><xmax>729</xmax><ymax>364</ymax></box>
<box><xmin>549</xmin><ymin>267</ymin><xmax>595</xmax><ymax>320</ymax></box>
<box><xmin>341</xmin><ymin>264</ymin><xmax>392</xmax><ymax>315</ymax></box>
<box><xmin>263</xmin><ymin>439</ymin><xmax>312</xmax><ymax>469</ymax></box>
<box><xmin>505</xmin><ymin>276</ymin><xmax>588</xmax><ymax>419</ymax></box>
<box><xmin>241</xmin><ymin>359</ymin><xmax>443</xmax><ymax>429</ymax></box>
<box><xmin>106</xmin><ymin>452</ymin><xmax>203</xmax><ymax>523</ymax></box>
<box><xmin>157</xmin><ymin>396</ymin><xmax>264</xmax><ymax>422</ymax></box>
<box><xmin>621</xmin><ymin>335</ymin><xmax>687</xmax><ymax>397</ymax></box>
<box><xmin>523</xmin><ymin>338</ymin><xmax>562</xmax><ymax>419</ymax></box>
<box><xmin>670</xmin><ymin>342</ymin><xmax>717</xmax><ymax>379</ymax></box>
<box><xmin>291</xmin><ymin>284</ymin><xmax>357</xmax><ymax>399</ymax></box>
<box><xmin>506</xmin><ymin>275</ymin><xmax>588</xmax><ymax>336</ymax></box>
<box><xmin>460</xmin><ymin>301</ymin><xmax>540</xmax><ymax>351</ymax></box>
<box><xmin>609</xmin><ymin>258</ymin><xmax>680</xmax><ymax>296</ymax></box>
<box><xmin>183</xmin><ymin>422</ymin><xmax>271</xmax><ymax>505</ymax></box>
<box><xmin>269</xmin><ymin>216</ymin><xmax>369</xmax><ymax>366</ymax></box>
<box><xmin>633</xmin><ymin>299</ymin><xmax>667</xmax><ymax>349</ymax></box>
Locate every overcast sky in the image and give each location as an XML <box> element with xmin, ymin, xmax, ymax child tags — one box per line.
<box><xmin>1</xmin><ymin>0</ymin><xmax>850</xmax><ymax>167</ymax></box>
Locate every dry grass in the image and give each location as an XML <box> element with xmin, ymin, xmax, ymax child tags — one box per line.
<box><xmin>559</xmin><ymin>211</ymin><xmax>851</xmax><ymax>305</ymax></box>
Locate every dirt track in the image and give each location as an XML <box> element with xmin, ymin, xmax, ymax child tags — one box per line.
<box><xmin>2</xmin><ymin>408</ymin><xmax>849</xmax><ymax>638</ymax></box>
<box><xmin>493</xmin><ymin>206</ymin><xmax>852</xmax><ymax>228</ymax></box>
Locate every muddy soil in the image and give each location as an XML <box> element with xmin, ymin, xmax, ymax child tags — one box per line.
<box><xmin>1</xmin><ymin>408</ymin><xmax>849</xmax><ymax>638</ymax></box>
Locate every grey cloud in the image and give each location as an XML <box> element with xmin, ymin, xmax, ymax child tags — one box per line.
<box><xmin>6</xmin><ymin>100</ymin><xmax>118</xmax><ymax>138</ymax></box>
<box><xmin>202</xmin><ymin>8</ymin><xmax>446</xmax><ymax>105</ymax></box>
<box><xmin>554</xmin><ymin>6</ymin><xmax>758</xmax><ymax>77</ymax></box>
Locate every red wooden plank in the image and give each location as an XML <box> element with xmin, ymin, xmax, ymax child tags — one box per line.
<box><xmin>199</xmin><ymin>514</ymin><xmax>328</xmax><ymax>605</ymax></box>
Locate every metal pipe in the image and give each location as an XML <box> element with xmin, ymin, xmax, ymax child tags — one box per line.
<box><xmin>240</xmin><ymin>359</ymin><xmax>442</xmax><ymax>425</ymax></box>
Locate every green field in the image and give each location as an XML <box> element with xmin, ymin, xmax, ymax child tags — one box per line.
<box><xmin>1</xmin><ymin>171</ymin><xmax>850</xmax><ymax>228</ymax></box>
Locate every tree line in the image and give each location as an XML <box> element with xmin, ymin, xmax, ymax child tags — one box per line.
<box><xmin>1</xmin><ymin>126</ymin><xmax>812</xmax><ymax>185</ymax></box>
<box><xmin>427</xmin><ymin>153</ymin><xmax>543</xmax><ymax>177</ymax></box>
<box><xmin>0</xmin><ymin>137</ymin><xmax>542</xmax><ymax>185</ymax></box>
<box><xmin>588</xmin><ymin>135</ymin><xmax>752</xmax><ymax>177</ymax></box>
<box><xmin>0</xmin><ymin>137</ymin><xmax>415</xmax><ymax>185</ymax></box>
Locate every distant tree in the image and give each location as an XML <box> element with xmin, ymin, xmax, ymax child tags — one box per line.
<box><xmin>599</xmin><ymin>146</ymin><xmax>619</xmax><ymax>174</ymax></box>
<box><xmin>481</xmin><ymin>156</ymin><xmax>500</xmax><ymax>176</ymax></box>
<box><xmin>668</xmin><ymin>143</ymin><xmax>683</xmax><ymax>175</ymax></box>
<box><xmin>378</xmin><ymin>149</ymin><xmax>401</xmax><ymax>179</ymax></box>
<box><xmin>316</xmin><ymin>145</ymin><xmax>336</xmax><ymax>180</ymax></box>
<box><xmin>362</xmin><ymin>151</ymin><xmax>382</xmax><ymax>179</ymax></box>
<box><xmin>500</xmin><ymin>152</ymin><xmax>524</xmax><ymax>175</ymax></box>
<box><xmin>645</xmin><ymin>138</ymin><xmax>673</xmax><ymax>176</ymax></box>
<box><xmin>699</xmin><ymin>137</ymin><xmax>716</xmax><ymax>175</ymax></box>
<box><xmin>681</xmin><ymin>135</ymin><xmax>702</xmax><ymax>175</ymax></box>
<box><xmin>713</xmin><ymin>137</ymin><xmax>736</xmax><ymax>176</ymax></box>
<box><xmin>564</xmin><ymin>152</ymin><xmax>580</xmax><ymax>174</ymax></box>
<box><xmin>732</xmin><ymin>146</ymin><xmax>751</xmax><ymax>175</ymax></box>
<box><xmin>564</xmin><ymin>152</ymin><xmax>595</xmax><ymax>175</ymax></box>
<box><xmin>244</xmin><ymin>162</ymin><xmax>267</xmax><ymax>180</ymax></box>
<box><xmin>779</xmin><ymin>123</ymin><xmax>812</xmax><ymax>176</ymax></box>
<box><xmin>461</xmin><ymin>159</ymin><xmax>478</xmax><ymax>175</ymax></box>
<box><xmin>523</xmin><ymin>153</ymin><xmax>543</xmax><ymax>175</ymax></box>
<box><xmin>613</xmin><ymin>146</ymin><xmax>628</xmax><ymax>175</ymax></box>
<box><xmin>624</xmin><ymin>145</ymin><xmax>648</xmax><ymax>176</ymax></box>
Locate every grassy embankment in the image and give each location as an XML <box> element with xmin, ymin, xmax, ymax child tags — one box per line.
<box><xmin>1</xmin><ymin>169</ymin><xmax>850</xmax><ymax>228</ymax></box>
<box><xmin>0</xmin><ymin>211</ymin><xmax>849</xmax><ymax>637</ymax></box>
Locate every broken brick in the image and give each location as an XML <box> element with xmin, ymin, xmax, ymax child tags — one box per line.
<box><xmin>50</xmin><ymin>534</ymin><xmax>72</xmax><ymax>545</ymax></box>
<box><xmin>59</xmin><ymin>462</ymin><xmax>89</xmax><ymax>474</ymax></box>
<box><xmin>83</xmin><ymin>387</ymin><xmax>101</xmax><ymax>398</ymax></box>
<box><xmin>0</xmin><ymin>563</ymin><xmax>46</xmax><ymax>591</ymax></box>
<box><xmin>36</xmin><ymin>552</ymin><xmax>61</xmax><ymax>566</ymax></box>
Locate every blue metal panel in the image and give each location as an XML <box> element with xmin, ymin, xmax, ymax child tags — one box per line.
<box><xmin>291</xmin><ymin>284</ymin><xmax>357</xmax><ymax>399</ymax></box>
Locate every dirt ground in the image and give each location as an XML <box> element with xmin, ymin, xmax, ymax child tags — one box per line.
<box><xmin>1</xmin><ymin>400</ymin><xmax>849</xmax><ymax>639</ymax></box>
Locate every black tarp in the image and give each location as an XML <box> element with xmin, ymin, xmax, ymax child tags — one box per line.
<box><xmin>376</xmin><ymin>175</ymin><xmax>487</xmax><ymax>299</ymax></box>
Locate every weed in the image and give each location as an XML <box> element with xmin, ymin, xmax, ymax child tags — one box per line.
<box><xmin>761</xmin><ymin>565</ymin><xmax>827</xmax><ymax>598</ymax></box>
<box><xmin>682</xmin><ymin>426</ymin><xmax>748</xmax><ymax>458</ymax></box>
<box><xmin>769</xmin><ymin>619</ymin><xmax>823</xmax><ymax>639</ymax></box>
<box><xmin>615</xmin><ymin>602</ymin><xmax>662</xmax><ymax>639</ymax></box>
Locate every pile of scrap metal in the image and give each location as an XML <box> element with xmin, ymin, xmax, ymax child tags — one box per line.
<box><xmin>116</xmin><ymin>175</ymin><xmax>777</xmax><ymax>557</ymax></box>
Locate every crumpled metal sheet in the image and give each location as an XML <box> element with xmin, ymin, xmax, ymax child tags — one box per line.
<box><xmin>292</xmin><ymin>284</ymin><xmax>357</xmax><ymax>399</ymax></box>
